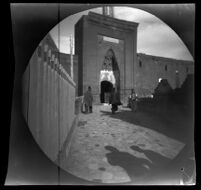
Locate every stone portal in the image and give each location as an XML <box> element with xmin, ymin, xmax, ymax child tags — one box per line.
<box><xmin>99</xmin><ymin>48</ymin><xmax>120</xmax><ymax>103</ymax></box>
<box><xmin>75</xmin><ymin>11</ymin><xmax>138</xmax><ymax>104</ymax></box>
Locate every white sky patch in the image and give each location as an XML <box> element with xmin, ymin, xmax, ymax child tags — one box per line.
<box><xmin>49</xmin><ymin>6</ymin><xmax>193</xmax><ymax>61</ymax></box>
<box><xmin>138</xmin><ymin>23</ymin><xmax>193</xmax><ymax>60</ymax></box>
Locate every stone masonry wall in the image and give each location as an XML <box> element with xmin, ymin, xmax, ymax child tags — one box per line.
<box><xmin>134</xmin><ymin>53</ymin><xmax>194</xmax><ymax>97</ymax></box>
<box><xmin>75</xmin><ymin>12</ymin><xmax>138</xmax><ymax>104</ymax></box>
<box><xmin>22</xmin><ymin>34</ymin><xmax>76</xmax><ymax>162</ymax></box>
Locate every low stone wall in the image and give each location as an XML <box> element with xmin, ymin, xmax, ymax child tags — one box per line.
<box><xmin>137</xmin><ymin>96</ymin><xmax>170</xmax><ymax>113</ymax></box>
<box><xmin>22</xmin><ymin>44</ymin><xmax>76</xmax><ymax>162</ymax></box>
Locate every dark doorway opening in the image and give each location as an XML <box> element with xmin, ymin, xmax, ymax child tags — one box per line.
<box><xmin>100</xmin><ymin>81</ymin><xmax>113</xmax><ymax>103</ymax></box>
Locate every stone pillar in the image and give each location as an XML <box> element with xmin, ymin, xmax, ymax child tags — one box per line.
<box><xmin>54</xmin><ymin>57</ymin><xmax>59</xmax><ymax>161</ymax></box>
<box><xmin>43</xmin><ymin>49</ymin><xmax>51</xmax><ymax>157</ymax></box>
<box><xmin>47</xmin><ymin>49</ymin><xmax>53</xmax><ymax>159</ymax></box>
<box><xmin>36</xmin><ymin>44</ymin><xmax>43</xmax><ymax>144</ymax></box>
<box><xmin>60</xmin><ymin>69</ymin><xmax>64</xmax><ymax>150</ymax></box>
<box><xmin>57</xmin><ymin>64</ymin><xmax>61</xmax><ymax>152</ymax></box>
<box><xmin>65</xmin><ymin>79</ymin><xmax>69</xmax><ymax>134</ymax></box>
<box><xmin>41</xmin><ymin>44</ymin><xmax>48</xmax><ymax>154</ymax></box>
<box><xmin>48</xmin><ymin>54</ymin><xmax>55</xmax><ymax>160</ymax></box>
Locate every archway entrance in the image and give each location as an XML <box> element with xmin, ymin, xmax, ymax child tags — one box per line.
<box><xmin>100</xmin><ymin>81</ymin><xmax>113</xmax><ymax>103</ymax></box>
<box><xmin>99</xmin><ymin>48</ymin><xmax>121</xmax><ymax>104</ymax></box>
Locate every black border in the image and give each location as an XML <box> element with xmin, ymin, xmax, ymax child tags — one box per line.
<box><xmin>3</xmin><ymin>1</ymin><xmax>199</xmax><ymax>189</ymax></box>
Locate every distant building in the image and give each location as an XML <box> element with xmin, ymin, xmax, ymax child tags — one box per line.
<box><xmin>134</xmin><ymin>53</ymin><xmax>194</xmax><ymax>97</ymax></box>
<box><xmin>38</xmin><ymin>31</ymin><xmax>194</xmax><ymax>103</ymax></box>
<box><xmin>73</xmin><ymin>11</ymin><xmax>194</xmax><ymax>103</ymax></box>
<box><xmin>38</xmin><ymin>12</ymin><xmax>194</xmax><ymax>104</ymax></box>
<box><xmin>75</xmin><ymin>11</ymin><xmax>138</xmax><ymax>103</ymax></box>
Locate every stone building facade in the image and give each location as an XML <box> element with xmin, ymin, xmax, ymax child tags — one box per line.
<box><xmin>42</xmin><ymin>12</ymin><xmax>194</xmax><ymax>104</ymax></box>
<box><xmin>60</xmin><ymin>51</ymin><xmax>194</xmax><ymax>100</ymax></box>
<box><xmin>75</xmin><ymin>12</ymin><xmax>138</xmax><ymax>103</ymax></box>
<box><xmin>73</xmin><ymin>11</ymin><xmax>194</xmax><ymax>104</ymax></box>
<box><xmin>23</xmin><ymin>33</ymin><xmax>77</xmax><ymax>162</ymax></box>
<box><xmin>134</xmin><ymin>53</ymin><xmax>194</xmax><ymax>97</ymax></box>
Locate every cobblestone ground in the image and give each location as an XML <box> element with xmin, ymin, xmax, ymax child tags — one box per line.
<box><xmin>61</xmin><ymin>104</ymin><xmax>185</xmax><ymax>184</ymax></box>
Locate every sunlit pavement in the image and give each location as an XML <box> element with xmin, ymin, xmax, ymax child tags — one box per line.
<box><xmin>60</xmin><ymin>104</ymin><xmax>186</xmax><ymax>184</ymax></box>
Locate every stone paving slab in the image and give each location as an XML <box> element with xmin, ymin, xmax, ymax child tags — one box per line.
<box><xmin>61</xmin><ymin>104</ymin><xmax>185</xmax><ymax>184</ymax></box>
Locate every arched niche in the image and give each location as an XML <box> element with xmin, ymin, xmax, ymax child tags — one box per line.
<box><xmin>99</xmin><ymin>48</ymin><xmax>121</xmax><ymax>103</ymax></box>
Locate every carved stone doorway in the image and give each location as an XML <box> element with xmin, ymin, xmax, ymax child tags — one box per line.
<box><xmin>100</xmin><ymin>81</ymin><xmax>113</xmax><ymax>103</ymax></box>
<box><xmin>99</xmin><ymin>48</ymin><xmax>121</xmax><ymax>103</ymax></box>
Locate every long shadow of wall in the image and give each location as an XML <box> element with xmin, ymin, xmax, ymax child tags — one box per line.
<box><xmin>169</xmin><ymin>74</ymin><xmax>194</xmax><ymax>116</ymax></box>
<box><xmin>100</xmin><ymin>104</ymin><xmax>192</xmax><ymax>144</ymax></box>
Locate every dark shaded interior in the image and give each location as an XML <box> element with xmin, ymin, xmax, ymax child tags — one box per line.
<box><xmin>100</xmin><ymin>81</ymin><xmax>113</xmax><ymax>103</ymax></box>
<box><xmin>154</xmin><ymin>79</ymin><xmax>173</xmax><ymax>95</ymax></box>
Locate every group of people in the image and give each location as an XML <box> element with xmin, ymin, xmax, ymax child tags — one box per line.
<box><xmin>82</xmin><ymin>86</ymin><xmax>138</xmax><ymax>114</ymax></box>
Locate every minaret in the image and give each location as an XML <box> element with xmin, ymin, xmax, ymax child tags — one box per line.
<box><xmin>102</xmin><ymin>6</ymin><xmax>114</xmax><ymax>17</ymax></box>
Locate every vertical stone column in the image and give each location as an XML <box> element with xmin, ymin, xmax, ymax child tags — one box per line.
<box><xmin>65</xmin><ymin>75</ymin><xmax>69</xmax><ymax>135</ymax></box>
<box><xmin>35</xmin><ymin>44</ymin><xmax>43</xmax><ymax>144</ymax></box>
<box><xmin>46</xmin><ymin>49</ymin><xmax>52</xmax><ymax>158</ymax></box>
<box><xmin>58</xmin><ymin>64</ymin><xmax>63</xmax><ymax>152</ymax></box>
<box><xmin>60</xmin><ymin>65</ymin><xmax>65</xmax><ymax>151</ymax></box>
<box><xmin>59</xmin><ymin>67</ymin><xmax>63</xmax><ymax>150</ymax></box>
<box><xmin>54</xmin><ymin>57</ymin><xmax>59</xmax><ymax>161</ymax></box>
<box><xmin>41</xmin><ymin>44</ymin><xmax>48</xmax><ymax>154</ymax></box>
<box><xmin>62</xmin><ymin>75</ymin><xmax>66</xmax><ymax>147</ymax></box>
<box><xmin>62</xmin><ymin>66</ymin><xmax>67</xmax><ymax>143</ymax></box>
<box><xmin>49</xmin><ymin>54</ymin><xmax>55</xmax><ymax>160</ymax></box>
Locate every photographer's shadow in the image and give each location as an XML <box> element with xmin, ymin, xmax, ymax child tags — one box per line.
<box><xmin>104</xmin><ymin>145</ymin><xmax>171</xmax><ymax>180</ymax></box>
<box><xmin>104</xmin><ymin>145</ymin><xmax>151</xmax><ymax>179</ymax></box>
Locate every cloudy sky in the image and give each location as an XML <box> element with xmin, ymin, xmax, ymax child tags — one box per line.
<box><xmin>50</xmin><ymin>6</ymin><xmax>193</xmax><ymax>61</ymax></box>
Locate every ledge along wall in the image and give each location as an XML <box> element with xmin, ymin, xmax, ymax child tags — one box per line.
<box><xmin>22</xmin><ymin>35</ymin><xmax>76</xmax><ymax>162</ymax></box>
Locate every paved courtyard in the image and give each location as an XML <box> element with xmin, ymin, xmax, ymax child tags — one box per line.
<box><xmin>60</xmin><ymin>104</ymin><xmax>185</xmax><ymax>184</ymax></box>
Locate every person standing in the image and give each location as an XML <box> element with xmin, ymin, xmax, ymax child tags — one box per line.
<box><xmin>130</xmin><ymin>89</ymin><xmax>138</xmax><ymax>112</ymax></box>
<box><xmin>83</xmin><ymin>86</ymin><xmax>93</xmax><ymax>113</ymax></box>
<box><xmin>110</xmin><ymin>87</ymin><xmax>119</xmax><ymax>114</ymax></box>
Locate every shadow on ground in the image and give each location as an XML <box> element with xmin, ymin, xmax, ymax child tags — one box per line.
<box><xmin>104</xmin><ymin>145</ymin><xmax>150</xmax><ymax>179</ymax></box>
<box><xmin>101</xmin><ymin>102</ymin><xmax>195</xmax><ymax>184</ymax></box>
<box><xmin>104</xmin><ymin>145</ymin><xmax>173</xmax><ymax>180</ymax></box>
<box><xmin>100</xmin><ymin>103</ymin><xmax>193</xmax><ymax>144</ymax></box>
<box><xmin>130</xmin><ymin>145</ymin><xmax>171</xmax><ymax>167</ymax></box>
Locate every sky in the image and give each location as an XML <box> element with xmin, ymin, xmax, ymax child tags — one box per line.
<box><xmin>49</xmin><ymin>6</ymin><xmax>193</xmax><ymax>61</ymax></box>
